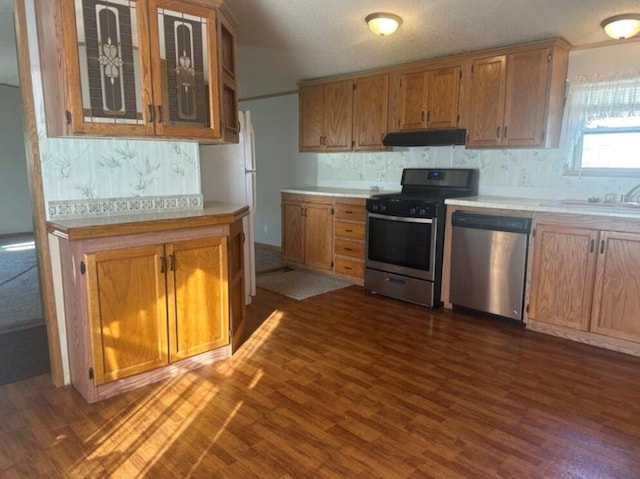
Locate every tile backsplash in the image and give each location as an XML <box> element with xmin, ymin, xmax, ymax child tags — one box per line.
<box><xmin>317</xmin><ymin>146</ymin><xmax>639</xmax><ymax>200</ymax></box>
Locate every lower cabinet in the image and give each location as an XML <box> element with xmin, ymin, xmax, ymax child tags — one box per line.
<box><xmin>85</xmin><ymin>237</ymin><xmax>229</xmax><ymax>385</ymax></box>
<box><xmin>333</xmin><ymin>198</ymin><xmax>366</xmax><ymax>281</ymax></box>
<box><xmin>281</xmin><ymin>194</ymin><xmax>333</xmax><ymax>270</ymax></box>
<box><xmin>53</xmin><ymin>222</ymin><xmax>242</xmax><ymax>403</ymax></box>
<box><xmin>529</xmin><ymin>222</ymin><xmax>640</xmax><ymax>344</ymax></box>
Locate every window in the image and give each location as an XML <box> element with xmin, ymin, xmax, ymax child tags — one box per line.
<box><xmin>563</xmin><ymin>74</ymin><xmax>640</xmax><ymax>176</ymax></box>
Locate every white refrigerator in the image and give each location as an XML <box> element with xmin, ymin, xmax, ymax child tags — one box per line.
<box><xmin>199</xmin><ymin>111</ymin><xmax>256</xmax><ymax>305</ymax></box>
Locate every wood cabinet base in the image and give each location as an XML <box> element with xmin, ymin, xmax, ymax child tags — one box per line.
<box><xmin>91</xmin><ymin>346</ymin><xmax>231</xmax><ymax>404</ymax></box>
<box><xmin>526</xmin><ymin>319</ymin><xmax>640</xmax><ymax>358</ymax></box>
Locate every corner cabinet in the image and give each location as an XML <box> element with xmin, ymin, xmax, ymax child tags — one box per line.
<box><xmin>281</xmin><ymin>193</ymin><xmax>333</xmax><ymax>270</ymax></box>
<box><xmin>388</xmin><ymin>66</ymin><xmax>461</xmax><ymax>132</ymax></box>
<box><xmin>528</xmin><ymin>218</ymin><xmax>640</xmax><ymax>349</ymax></box>
<box><xmin>467</xmin><ymin>40</ymin><xmax>569</xmax><ymax>148</ymax></box>
<box><xmin>35</xmin><ymin>0</ymin><xmax>229</xmax><ymax>141</ymax></box>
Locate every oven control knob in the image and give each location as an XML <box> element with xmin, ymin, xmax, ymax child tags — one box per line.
<box><xmin>410</xmin><ymin>207</ymin><xmax>417</xmax><ymax>215</ymax></box>
<box><xmin>380</xmin><ymin>204</ymin><xmax>387</xmax><ymax>212</ymax></box>
<box><xmin>371</xmin><ymin>203</ymin><xmax>378</xmax><ymax>212</ymax></box>
<box><xmin>419</xmin><ymin>208</ymin><xmax>427</xmax><ymax>216</ymax></box>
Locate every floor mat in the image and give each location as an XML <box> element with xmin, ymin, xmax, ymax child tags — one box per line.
<box><xmin>256</xmin><ymin>269</ymin><xmax>352</xmax><ymax>300</ymax></box>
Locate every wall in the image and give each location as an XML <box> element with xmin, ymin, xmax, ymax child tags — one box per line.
<box><xmin>25</xmin><ymin>0</ymin><xmax>201</xmax><ymax>222</ymax></box>
<box><xmin>239</xmin><ymin>93</ymin><xmax>316</xmax><ymax>246</ymax></box>
<box><xmin>0</xmin><ymin>85</ymin><xmax>32</xmax><ymax>234</ymax></box>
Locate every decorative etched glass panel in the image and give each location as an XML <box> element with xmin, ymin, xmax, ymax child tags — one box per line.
<box><xmin>75</xmin><ymin>0</ymin><xmax>144</xmax><ymax>125</ymax></box>
<box><xmin>157</xmin><ymin>8</ymin><xmax>210</xmax><ymax>127</ymax></box>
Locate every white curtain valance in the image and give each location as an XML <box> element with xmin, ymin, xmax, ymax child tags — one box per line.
<box><xmin>561</xmin><ymin>70</ymin><xmax>640</xmax><ymax>169</ymax></box>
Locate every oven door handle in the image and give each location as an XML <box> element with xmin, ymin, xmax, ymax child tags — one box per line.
<box><xmin>367</xmin><ymin>213</ymin><xmax>433</xmax><ymax>224</ymax></box>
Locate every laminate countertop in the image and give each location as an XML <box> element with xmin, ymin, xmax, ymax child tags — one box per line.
<box><xmin>281</xmin><ymin>186</ymin><xmax>395</xmax><ymax>199</ymax></box>
<box><xmin>445</xmin><ymin>195</ymin><xmax>640</xmax><ymax>220</ymax></box>
<box><xmin>47</xmin><ymin>202</ymin><xmax>249</xmax><ymax>241</ymax></box>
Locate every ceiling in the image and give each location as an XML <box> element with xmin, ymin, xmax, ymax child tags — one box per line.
<box><xmin>1</xmin><ymin>0</ymin><xmax>639</xmax><ymax>98</ymax></box>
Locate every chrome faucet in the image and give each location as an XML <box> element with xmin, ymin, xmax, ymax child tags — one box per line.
<box><xmin>622</xmin><ymin>183</ymin><xmax>640</xmax><ymax>203</ymax></box>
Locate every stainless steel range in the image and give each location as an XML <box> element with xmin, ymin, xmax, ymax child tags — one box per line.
<box><xmin>365</xmin><ymin>168</ymin><xmax>478</xmax><ymax>308</ymax></box>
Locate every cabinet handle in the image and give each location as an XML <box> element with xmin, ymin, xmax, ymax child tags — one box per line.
<box><xmin>345</xmin><ymin>210</ymin><xmax>353</xmax><ymax>214</ymax></box>
<box><xmin>496</xmin><ymin>126</ymin><xmax>500</xmax><ymax>138</ymax></box>
<box><xmin>504</xmin><ymin>126</ymin><xmax>508</xmax><ymax>138</ymax></box>
<box><xmin>157</xmin><ymin>105</ymin><xmax>163</xmax><ymax>123</ymax></box>
<box><xmin>345</xmin><ymin>229</ymin><xmax>353</xmax><ymax>233</ymax></box>
<box><xmin>344</xmin><ymin>266</ymin><xmax>352</xmax><ymax>270</ymax></box>
<box><xmin>590</xmin><ymin>238</ymin><xmax>594</xmax><ymax>253</ymax></box>
<box><xmin>600</xmin><ymin>239</ymin><xmax>605</xmax><ymax>254</ymax></box>
<box><xmin>169</xmin><ymin>254</ymin><xmax>175</xmax><ymax>271</ymax></box>
<box><xmin>426</xmin><ymin>110</ymin><xmax>431</xmax><ymax>122</ymax></box>
<box><xmin>148</xmin><ymin>104</ymin><xmax>154</xmax><ymax>123</ymax></box>
<box><xmin>159</xmin><ymin>256</ymin><xmax>165</xmax><ymax>273</ymax></box>
<box><xmin>300</xmin><ymin>208</ymin><xmax>304</xmax><ymax>217</ymax></box>
<box><xmin>345</xmin><ymin>247</ymin><xmax>353</xmax><ymax>251</ymax></box>
<box><xmin>421</xmin><ymin>111</ymin><xmax>425</xmax><ymax>122</ymax></box>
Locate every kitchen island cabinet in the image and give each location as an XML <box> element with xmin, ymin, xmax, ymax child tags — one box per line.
<box><xmin>48</xmin><ymin>203</ymin><xmax>248</xmax><ymax>402</ymax></box>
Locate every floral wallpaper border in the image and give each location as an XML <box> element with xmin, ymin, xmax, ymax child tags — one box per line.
<box><xmin>48</xmin><ymin>194</ymin><xmax>203</xmax><ymax>220</ymax></box>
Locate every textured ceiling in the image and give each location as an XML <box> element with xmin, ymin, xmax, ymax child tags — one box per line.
<box><xmin>1</xmin><ymin>0</ymin><xmax>639</xmax><ymax>98</ymax></box>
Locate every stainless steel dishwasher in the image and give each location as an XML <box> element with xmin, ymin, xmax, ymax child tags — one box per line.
<box><xmin>450</xmin><ymin>211</ymin><xmax>531</xmax><ymax>322</ymax></box>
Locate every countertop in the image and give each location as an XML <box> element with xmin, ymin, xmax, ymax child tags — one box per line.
<box><xmin>47</xmin><ymin>202</ymin><xmax>250</xmax><ymax>240</ymax></box>
<box><xmin>281</xmin><ymin>186</ymin><xmax>390</xmax><ymax>198</ymax></box>
<box><xmin>446</xmin><ymin>195</ymin><xmax>640</xmax><ymax>219</ymax></box>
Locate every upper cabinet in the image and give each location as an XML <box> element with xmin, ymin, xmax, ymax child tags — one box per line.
<box><xmin>299</xmin><ymin>81</ymin><xmax>354</xmax><ymax>152</ymax></box>
<box><xmin>467</xmin><ymin>41</ymin><xmax>570</xmax><ymax>148</ymax></box>
<box><xmin>216</xmin><ymin>6</ymin><xmax>239</xmax><ymax>143</ymax></box>
<box><xmin>35</xmin><ymin>0</ymin><xmax>233</xmax><ymax>142</ymax></box>
<box><xmin>388</xmin><ymin>66</ymin><xmax>461</xmax><ymax>132</ymax></box>
<box><xmin>353</xmin><ymin>74</ymin><xmax>389</xmax><ymax>151</ymax></box>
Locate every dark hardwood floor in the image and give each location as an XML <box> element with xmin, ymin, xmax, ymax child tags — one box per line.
<box><xmin>1</xmin><ymin>286</ymin><xmax>639</xmax><ymax>478</ymax></box>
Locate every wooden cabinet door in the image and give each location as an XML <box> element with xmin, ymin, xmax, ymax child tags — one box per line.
<box><xmin>528</xmin><ymin>225</ymin><xmax>599</xmax><ymax>331</ymax></box>
<box><xmin>299</xmin><ymin>84</ymin><xmax>324</xmax><ymax>151</ymax></box>
<box><xmin>148</xmin><ymin>0</ymin><xmax>221</xmax><ymax>140</ymax></box>
<box><xmin>228</xmin><ymin>220</ymin><xmax>247</xmax><ymax>352</ymax></box>
<box><xmin>218</xmin><ymin>10</ymin><xmax>239</xmax><ymax>142</ymax></box>
<box><xmin>304</xmin><ymin>203</ymin><xmax>333</xmax><ymax>270</ymax></box>
<box><xmin>426</xmin><ymin>66</ymin><xmax>461</xmax><ymax>129</ymax></box>
<box><xmin>40</xmin><ymin>0</ymin><xmax>154</xmax><ymax>137</ymax></box>
<box><xmin>323</xmin><ymin>81</ymin><xmax>354</xmax><ymax>151</ymax></box>
<box><xmin>354</xmin><ymin>75</ymin><xmax>388</xmax><ymax>151</ymax></box>
<box><xmin>467</xmin><ymin>55</ymin><xmax>507</xmax><ymax>147</ymax></box>
<box><xmin>503</xmin><ymin>48</ymin><xmax>550</xmax><ymax>146</ymax></box>
<box><xmin>591</xmin><ymin>231</ymin><xmax>640</xmax><ymax>342</ymax></box>
<box><xmin>167</xmin><ymin>237</ymin><xmax>229</xmax><ymax>361</ymax></box>
<box><xmin>282</xmin><ymin>202</ymin><xmax>305</xmax><ymax>263</ymax></box>
<box><xmin>398</xmin><ymin>71</ymin><xmax>428</xmax><ymax>131</ymax></box>
<box><xmin>85</xmin><ymin>245</ymin><xmax>169</xmax><ymax>385</ymax></box>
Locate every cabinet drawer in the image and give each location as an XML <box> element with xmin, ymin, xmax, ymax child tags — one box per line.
<box><xmin>335</xmin><ymin>238</ymin><xmax>364</xmax><ymax>259</ymax></box>
<box><xmin>335</xmin><ymin>203</ymin><xmax>365</xmax><ymax>221</ymax></box>
<box><xmin>334</xmin><ymin>220</ymin><xmax>365</xmax><ymax>240</ymax></box>
<box><xmin>334</xmin><ymin>258</ymin><xmax>364</xmax><ymax>278</ymax></box>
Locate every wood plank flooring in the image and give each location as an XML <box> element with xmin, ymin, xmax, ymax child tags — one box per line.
<box><xmin>1</xmin><ymin>286</ymin><xmax>640</xmax><ymax>478</ymax></box>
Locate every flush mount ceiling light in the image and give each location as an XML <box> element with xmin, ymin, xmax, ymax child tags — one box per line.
<box><xmin>601</xmin><ymin>14</ymin><xmax>640</xmax><ymax>39</ymax></box>
<box><xmin>366</xmin><ymin>12</ymin><xmax>403</xmax><ymax>36</ymax></box>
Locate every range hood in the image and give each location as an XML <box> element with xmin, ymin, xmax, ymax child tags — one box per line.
<box><xmin>382</xmin><ymin>128</ymin><xmax>467</xmax><ymax>147</ymax></box>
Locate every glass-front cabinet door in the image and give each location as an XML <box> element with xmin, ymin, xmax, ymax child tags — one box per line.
<box><xmin>148</xmin><ymin>0</ymin><xmax>221</xmax><ymax>139</ymax></box>
<box><xmin>68</xmin><ymin>0</ymin><xmax>154</xmax><ymax>135</ymax></box>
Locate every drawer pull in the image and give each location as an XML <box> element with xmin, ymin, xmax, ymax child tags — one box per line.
<box><xmin>344</xmin><ymin>266</ymin><xmax>352</xmax><ymax>270</ymax></box>
<box><xmin>345</xmin><ymin>229</ymin><xmax>353</xmax><ymax>233</ymax></box>
<box><xmin>345</xmin><ymin>247</ymin><xmax>353</xmax><ymax>251</ymax></box>
<box><xmin>345</xmin><ymin>210</ymin><xmax>353</xmax><ymax>214</ymax></box>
